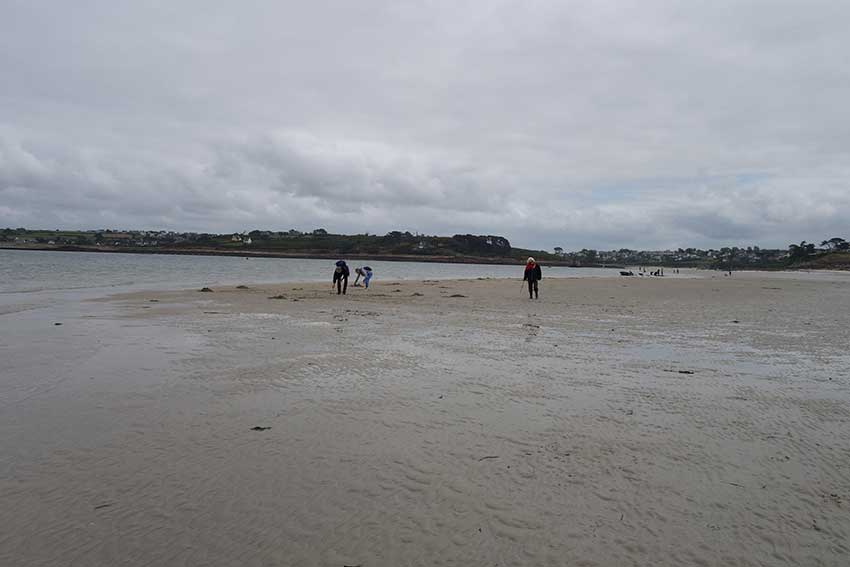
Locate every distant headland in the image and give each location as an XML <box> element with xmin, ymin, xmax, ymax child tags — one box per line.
<box><xmin>2</xmin><ymin>228</ymin><xmax>848</xmax><ymax>270</ymax></box>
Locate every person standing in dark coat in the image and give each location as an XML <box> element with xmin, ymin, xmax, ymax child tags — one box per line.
<box><xmin>523</xmin><ymin>257</ymin><xmax>542</xmax><ymax>299</ymax></box>
<box><xmin>333</xmin><ymin>260</ymin><xmax>350</xmax><ymax>295</ymax></box>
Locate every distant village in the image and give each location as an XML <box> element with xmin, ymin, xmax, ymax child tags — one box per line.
<box><xmin>555</xmin><ymin>246</ymin><xmax>789</xmax><ymax>268</ymax></box>
<box><xmin>1</xmin><ymin>228</ymin><xmax>324</xmax><ymax>248</ymax></box>
<box><xmin>2</xmin><ymin>227</ymin><xmax>847</xmax><ymax>269</ymax></box>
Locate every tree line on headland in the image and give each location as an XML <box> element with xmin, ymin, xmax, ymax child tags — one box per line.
<box><xmin>556</xmin><ymin>237</ymin><xmax>849</xmax><ymax>270</ymax></box>
<box><xmin>2</xmin><ymin>227</ymin><xmax>848</xmax><ymax>270</ymax></box>
<box><xmin>1</xmin><ymin>228</ymin><xmax>546</xmax><ymax>264</ymax></box>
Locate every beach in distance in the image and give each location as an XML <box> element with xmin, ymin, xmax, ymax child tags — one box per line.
<box><xmin>2</xmin><ymin>268</ymin><xmax>850</xmax><ymax>566</ymax></box>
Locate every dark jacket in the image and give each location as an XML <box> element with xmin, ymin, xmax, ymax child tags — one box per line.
<box><xmin>523</xmin><ymin>263</ymin><xmax>542</xmax><ymax>282</ymax></box>
<box><xmin>333</xmin><ymin>262</ymin><xmax>350</xmax><ymax>282</ymax></box>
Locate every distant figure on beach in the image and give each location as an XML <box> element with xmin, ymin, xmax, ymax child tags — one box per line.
<box><xmin>333</xmin><ymin>260</ymin><xmax>350</xmax><ymax>295</ymax></box>
<box><xmin>523</xmin><ymin>257</ymin><xmax>542</xmax><ymax>299</ymax></box>
<box><xmin>354</xmin><ymin>266</ymin><xmax>373</xmax><ymax>288</ymax></box>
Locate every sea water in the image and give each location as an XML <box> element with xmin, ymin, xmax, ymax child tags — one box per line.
<box><xmin>0</xmin><ymin>248</ymin><xmax>626</xmax><ymax>295</ymax></box>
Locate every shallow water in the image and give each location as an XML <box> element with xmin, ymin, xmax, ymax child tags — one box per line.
<box><xmin>0</xmin><ymin>249</ymin><xmax>630</xmax><ymax>295</ymax></box>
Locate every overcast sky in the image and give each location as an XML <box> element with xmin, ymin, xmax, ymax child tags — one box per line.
<box><xmin>2</xmin><ymin>1</ymin><xmax>848</xmax><ymax>250</ymax></box>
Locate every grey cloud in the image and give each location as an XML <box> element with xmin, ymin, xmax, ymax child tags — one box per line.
<box><xmin>230</xmin><ymin>132</ymin><xmax>512</xmax><ymax>213</ymax></box>
<box><xmin>1</xmin><ymin>1</ymin><xmax>849</xmax><ymax>249</ymax></box>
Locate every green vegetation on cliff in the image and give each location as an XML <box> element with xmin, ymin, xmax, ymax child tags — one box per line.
<box><xmin>1</xmin><ymin>228</ymin><xmax>558</xmax><ymax>263</ymax></box>
<box><xmin>3</xmin><ymin>228</ymin><xmax>848</xmax><ymax>269</ymax></box>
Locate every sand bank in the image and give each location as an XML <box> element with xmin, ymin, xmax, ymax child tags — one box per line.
<box><xmin>2</xmin><ymin>275</ymin><xmax>849</xmax><ymax>566</ymax></box>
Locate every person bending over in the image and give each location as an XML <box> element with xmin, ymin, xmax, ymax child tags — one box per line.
<box><xmin>353</xmin><ymin>266</ymin><xmax>373</xmax><ymax>288</ymax></box>
<box><xmin>333</xmin><ymin>260</ymin><xmax>350</xmax><ymax>295</ymax></box>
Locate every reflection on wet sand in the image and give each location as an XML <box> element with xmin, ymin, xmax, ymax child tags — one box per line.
<box><xmin>2</xmin><ymin>275</ymin><xmax>849</xmax><ymax>566</ymax></box>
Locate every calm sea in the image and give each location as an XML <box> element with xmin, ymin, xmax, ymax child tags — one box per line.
<box><xmin>0</xmin><ymin>249</ymin><xmax>625</xmax><ymax>295</ymax></box>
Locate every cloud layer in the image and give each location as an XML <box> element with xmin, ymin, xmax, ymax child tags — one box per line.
<box><xmin>2</xmin><ymin>0</ymin><xmax>849</xmax><ymax>250</ymax></box>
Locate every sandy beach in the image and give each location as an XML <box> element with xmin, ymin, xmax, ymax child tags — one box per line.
<box><xmin>2</xmin><ymin>273</ymin><xmax>849</xmax><ymax>566</ymax></box>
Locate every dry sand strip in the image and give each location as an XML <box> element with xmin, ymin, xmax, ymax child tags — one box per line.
<box><xmin>3</xmin><ymin>275</ymin><xmax>850</xmax><ymax>567</ymax></box>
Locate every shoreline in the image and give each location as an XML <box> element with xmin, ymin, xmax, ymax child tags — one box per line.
<box><xmin>109</xmin><ymin>269</ymin><xmax>848</xmax><ymax>301</ymax></box>
<box><xmin>4</xmin><ymin>243</ymin><xmax>848</xmax><ymax>271</ymax></box>
<box><xmin>0</xmin><ymin>243</ymin><xmax>612</xmax><ymax>268</ymax></box>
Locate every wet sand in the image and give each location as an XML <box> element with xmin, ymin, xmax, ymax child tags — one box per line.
<box><xmin>2</xmin><ymin>275</ymin><xmax>850</xmax><ymax>566</ymax></box>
